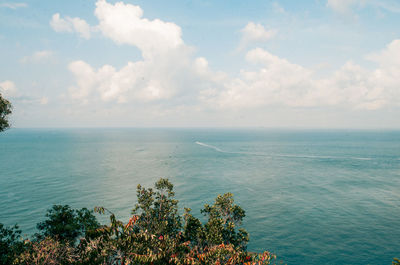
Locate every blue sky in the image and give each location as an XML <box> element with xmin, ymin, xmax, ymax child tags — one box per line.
<box><xmin>1</xmin><ymin>0</ymin><xmax>400</xmax><ymax>128</ymax></box>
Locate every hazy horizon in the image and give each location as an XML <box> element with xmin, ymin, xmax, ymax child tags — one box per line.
<box><xmin>7</xmin><ymin>126</ymin><xmax>400</xmax><ymax>131</ymax></box>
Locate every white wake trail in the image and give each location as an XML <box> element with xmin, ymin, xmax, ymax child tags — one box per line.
<box><xmin>195</xmin><ymin>141</ymin><xmax>224</xmax><ymax>152</ymax></box>
<box><xmin>195</xmin><ymin>141</ymin><xmax>373</xmax><ymax>161</ymax></box>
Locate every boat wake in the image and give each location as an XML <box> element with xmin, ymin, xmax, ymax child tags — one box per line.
<box><xmin>195</xmin><ymin>141</ymin><xmax>224</xmax><ymax>152</ymax></box>
<box><xmin>195</xmin><ymin>141</ymin><xmax>373</xmax><ymax>161</ymax></box>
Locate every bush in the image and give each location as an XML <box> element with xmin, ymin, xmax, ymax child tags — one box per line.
<box><xmin>15</xmin><ymin>237</ymin><xmax>76</xmax><ymax>265</ymax></box>
<box><xmin>2</xmin><ymin>178</ymin><xmax>276</xmax><ymax>264</ymax></box>
<box><xmin>86</xmin><ymin>178</ymin><xmax>274</xmax><ymax>264</ymax></box>
<box><xmin>0</xmin><ymin>224</ymin><xmax>24</xmax><ymax>264</ymax></box>
<box><xmin>36</xmin><ymin>205</ymin><xmax>99</xmax><ymax>244</ymax></box>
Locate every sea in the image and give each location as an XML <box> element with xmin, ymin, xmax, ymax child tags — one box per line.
<box><xmin>1</xmin><ymin>128</ymin><xmax>400</xmax><ymax>264</ymax></box>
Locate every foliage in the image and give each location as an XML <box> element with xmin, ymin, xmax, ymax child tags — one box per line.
<box><xmin>85</xmin><ymin>178</ymin><xmax>273</xmax><ymax>264</ymax></box>
<box><xmin>0</xmin><ymin>93</ymin><xmax>12</xmax><ymax>132</ymax></box>
<box><xmin>0</xmin><ymin>224</ymin><xmax>24</xmax><ymax>265</ymax></box>
<box><xmin>15</xmin><ymin>237</ymin><xmax>76</xmax><ymax>265</ymax></box>
<box><xmin>36</xmin><ymin>205</ymin><xmax>99</xmax><ymax>244</ymax></box>
<box><xmin>132</xmin><ymin>178</ymin><xmax>182</xmax><ymax>237</ymax></box>
<box><xmin>1</xmin><ymin>178</ymin><xmax>276</xmax><ymax>264</ymax></box>
<box><xmin>200</xmin><ymin>193</ymin><xmax>249</xmax><ymax>249</ymax></box>
<box><xmin>0</xmin><ymin>95</ymin><xmax>278</xmax><ymax>263</ymax></box>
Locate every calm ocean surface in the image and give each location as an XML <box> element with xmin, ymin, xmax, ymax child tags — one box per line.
<box><xmin>1</xmin><ymin>128</ymin><xmax>400</xmax><ymax>264</ymax></box>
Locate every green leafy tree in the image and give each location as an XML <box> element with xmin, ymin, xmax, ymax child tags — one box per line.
<box><xmin>0</xmin><ymin>96</ymin><xmax>18</xmax><ymax>265</ymax></box>
<box><xmin>88</xmin><ymin>178</ymin><xmax>274</xmax><ymax>265</ymax></box>
<box><xmin>200</xmin><ymin>193</ymin><xmax>249</xmax><ymax>249</ymax></box>
<box><xmin>36</xmin><ymin>205</ymin><xmax>99</xmax><ymax>244</ymax></box>
<box><xmin>0</xmin><ymin>93</ymin><xmax>12</xmax><ymax>132</ymax></box>
<box><xmin>90</xmin><ymin>178</ymin><xmax>186</xmax><ymax>264</ymax></box>
<box><xmin>132</xmin><ymin>178</ymin><xmax>182</xmax><ymax>237</ymax></box>
<box><xmin>0</xmin><ymin>224</ymin><xmax>24</xmax><ymax>265</ymax></box>
<box><xmin>182</xmin><ymin>193</ymin><xmax>249</xmax><ymax>251</ymax></box>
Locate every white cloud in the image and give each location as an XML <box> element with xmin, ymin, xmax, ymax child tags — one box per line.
<box><xmin>326</xmin><ymin>0</ymin><xmax>400</xmax><ymax>15</ymax></box>
<box><xmin>59</xmin><ymin>0</ymin><xmax>208</xmax><ymax>104</ymax></box>
<box><xmin>242</xmin><ymin>22</ymin><xmax>277</xmax><ymax>42</ymax></box>
<box><xmin>0</xmin><ymin>2</ymin><xmax>27</xmax><ymax>9</ymax></box>
<box><xmin>205</xmin><ymin>48</ymin><xmax>316</xmax><ymax>108</ymax></box>
<box><xmin>0</xmin><ymin>81</ymin><xmax>50</xmax><ymax>105</ymax></box>
<box><xmin>202</xmin><ymin>39</ymin><xmax>400</xmax><ymax>110</ymax></box>
<box><xmin>50</xmin><ymin>13</ymin><xmax>91</xmax><ymax>39</ymax></box>
<box><xmin>68</xmin><ymin>48</ymin><xmax>204</xmax><ymax>103</ymax></box>
<box><xmin>366</xmin><ymin>39</ymin><xmax>400</xmax><ymax>69</ymax></box>
<box><xmin>20</xmin><ymin>50</ymin><xmax>53</xmax><ymax>64</ymax></box>
<box><xmin>50</xmin><ymin>0</ymin><xmax>184</xmax><ymax>58</ymax></box>
<box><xmin>239</xmin><ymin>22</ymin><xmax>277</xmax><ymax>49</ymax></box>
<box><xmin>54</xmin><ymin>0</ymin><xmax>400</xmax><ymax>113</ymax></box>
<box><xmin>50</xmin><ymin>14</ymin><xmax>72</xmax><ymax>32</ymax></box>
<box><xmin>326</xmin><ymin>0</ymin><xmax>363</xmax><ymax>14</ymax></box>
<box><xmin>0</xmin><ymin>80</ymin><xmax>18</xmax><ymax>98</ymax></box>
<box><xmin>94</xmin><ymin>0</ymin><xmax>184</xmax><ymax>59</ymax></box>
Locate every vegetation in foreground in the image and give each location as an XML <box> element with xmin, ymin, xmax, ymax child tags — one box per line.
<box><xmin>1</xmin><ymin>178</ymin><xmax>276</xmax><ymax>264</ymax></box>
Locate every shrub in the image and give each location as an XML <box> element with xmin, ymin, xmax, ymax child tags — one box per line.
<box><xmin>86</xmin><ymin>178</ymin><xmax>274</xmax><ymax>264</ymax></box>
<box><xmin>36</xmin><ymin>205</ymin><xmax>99</xmax><ymax>244</ymax></box>
<box><xmin>0</xmin><ymin>224</ymin><xmax>24</xmax><ymax>264</ymax></box>
<box><xmin>15</xmin><ymin>237</ymin><xmax>76</xmax><ymax>265</ymax></box>
<box><xmin>3</xmin><ymin>178</ymin><xmax>276</xmax><ymax>264</ymax></box>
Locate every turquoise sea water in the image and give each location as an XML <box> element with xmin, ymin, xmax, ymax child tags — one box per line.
<box><xmin>1</xmin><ymin>128</ymin><xmax>400</xmax><ymax>264</ymax></box>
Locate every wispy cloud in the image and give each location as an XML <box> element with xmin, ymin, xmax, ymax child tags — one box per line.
<box><xmin>20</xmin><ymin>50</ymin><xmax>54</xmax><ymax>64</ymax></box>
<box><xmin>327</xmin><ymin>0</ymin><xmax>400</xmax><ymax>15</ymax></box>
<box><xmin>238</xmin><ymin>22</ymin><xmax>277</xmax><ymax>50</ymax></box>
<box><xmin>326</xmin><ymin>0</ymin><xmax>362</xmax><ymax>15</ymax></box>
<box><xmin>372</xmin><ymin>0</ymin><xmax>400</xmax><ymax>13</ymax></box>
<box><xmin>272</xmin><ymin>2</ymin><xmax>286</xmax><ymax>14</ymax></box>
<box><xmin>50</xmin><ymin>13</ymin><xmax>92</xmax><ymax>39</ymax></box>
<box><xmin>0</xmin><ymin>80</ymin><xmax>17</xmax><ymax>97</ymax></box>
<box><xmin>0</xmin><ymin>80</ymin><xmax>49</xmax><ymax>105</ymax></box>
<box><xmin>0</xmin><ymin>2</ymin><xmax>27</xmax><ymax>9</ymax></box>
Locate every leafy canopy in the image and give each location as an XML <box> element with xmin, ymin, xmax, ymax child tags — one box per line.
<box><xmin>0</xmin><ymin>224</ymin><xmax>23</xmax><ymax>265</ymax></box>
<box><xmin>1</xmin><ymin>178</ymin><xmax>275</xmax><ymax>264</ymax></box>
<box><xmin>0</xmin><ymin>93</ymin><xmax>12</xmax><ymax>132</ymax></box>
<box><xmin>88</xmin><ymin>178</ymin><xmax>263</xmax><ymax>264</ymax></box>
<box><xmin>36</xmin><ymin>205</ymin><xmax>99</xmax><ymax>243</ymax></box>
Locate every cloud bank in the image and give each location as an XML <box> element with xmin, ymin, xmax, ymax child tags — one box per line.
<box><xmin>51</xmin><ymin>0</ymin><xmax>400</xmax><ymax>114</ymax></box>
<box><xmin>204</xmin><ymin>40</ymin><xmax>400</xmax><ymax>111</ymax></box>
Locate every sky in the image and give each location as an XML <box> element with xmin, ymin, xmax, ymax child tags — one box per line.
<box><xmin>1</xmin><ymin>0</ymin><xmax>400</xmax><ymax>128</ymax></box>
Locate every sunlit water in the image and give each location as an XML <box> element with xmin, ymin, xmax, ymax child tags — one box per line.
<box><xmin>1</xmin><ymin>128</ymin><xmax>400</xmax><ymax>264</ymax></box>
